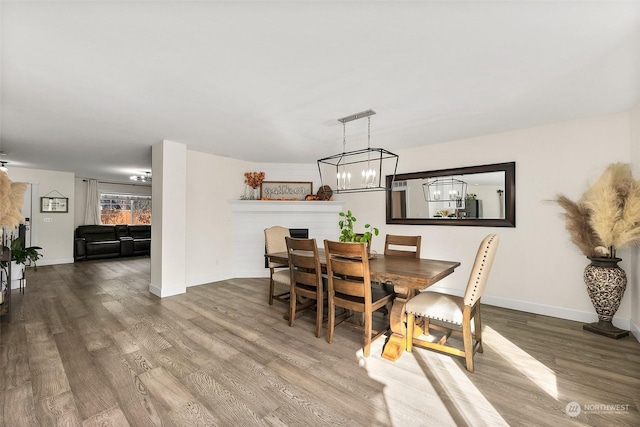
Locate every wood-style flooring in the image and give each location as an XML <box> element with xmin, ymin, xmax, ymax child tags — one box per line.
<box><xmin>1</xmin><ymin>257</ymin><xmax>639</xmax><ymax>426</ymax></box>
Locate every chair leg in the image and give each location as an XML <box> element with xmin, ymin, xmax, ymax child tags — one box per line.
<box><xmin>289</xmin><ymin>287</ymin><xmax>296</xmax><ymax>327</ymax></box>
<box><xmin>462</xmin><ymin>320</ymin><xmax>474</xmax><ymax>372</ymax></box>
<box><xmin>363</xmin><ymin>309</ymin><xmax>372</xmax><ymax>357</ymax></box>
<box><xmin>327</xmin><ymin>297</ymin><xmax>335</xmax><ymax>344</ymax></box>
<box><xmin>268</xmin><ymin>274</ymin><xmax>275</xmax><ymax>305</ymax></box>
<box><xmin>315</xmin><ymin>293</ymin><xmax>323</xmax><ymax>338</ymax></box>
<box><xmin>406</xmin><ymin>313</ymin><xmax>414</xmax><ymax>352</ymax></box>
<box><xmin>475</xmin><ymin>305</ymin><xmax>483</xmax><ymax>353</ymax></box>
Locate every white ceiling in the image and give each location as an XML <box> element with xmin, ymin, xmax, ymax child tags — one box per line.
<box><xmin>1</xmin><ymin>1</ymin><xmax>639</xmax><ymax>183</ymax></box>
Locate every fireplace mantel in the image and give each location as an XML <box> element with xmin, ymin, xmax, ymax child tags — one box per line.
<box><xmin>228</xmin><ymin>200</ymin><xmax>345</xmax><ymax>277</ymax></box>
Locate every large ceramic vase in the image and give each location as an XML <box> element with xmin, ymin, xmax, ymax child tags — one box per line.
<box><xmin>583</xmin><ymin>257</ymin><xmax>629</xmax><ymax>339</ymax></box>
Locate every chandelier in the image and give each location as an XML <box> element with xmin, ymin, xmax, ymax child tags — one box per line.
<box><xmin>317</xmin><ymin>109</ymin><xmax>398</xmax><ymax>194</ymax></box>
<box><xmin>130</xmin><ymin>172</ymin><xmax>152</xmax><ymax>182</ymax></box>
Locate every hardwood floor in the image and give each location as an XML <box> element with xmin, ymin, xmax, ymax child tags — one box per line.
<box><xmin>1</xmin><ymin>257</ymin><xmax>639</xmax><ymax>426</ymax></box>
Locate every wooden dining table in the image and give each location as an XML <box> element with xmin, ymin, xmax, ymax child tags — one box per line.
<box><xmin>265</xmin><ymin>249</ymin><xmax>461</xmax><ymax>361</ymax></box>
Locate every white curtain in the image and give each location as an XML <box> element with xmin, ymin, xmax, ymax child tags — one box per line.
<box><xmin>84</xmin><ymin>179</ymin><xmax>100</xmax><ymax>225</ymax></box>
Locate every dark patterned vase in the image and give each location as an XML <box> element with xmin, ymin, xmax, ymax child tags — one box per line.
<box><xmin>582</xmin><ymin>257</ymin><xmax>629</xmax><ymax>339</ymax></box>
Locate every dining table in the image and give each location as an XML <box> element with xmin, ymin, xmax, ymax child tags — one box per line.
<box><xmin>265</xmin><ymin>248</ymin><xmax>461</xmax><ymax>361</ymax></box>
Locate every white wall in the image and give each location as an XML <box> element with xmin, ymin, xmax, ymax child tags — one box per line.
<box><xmin>183</xmin><ymin>153</ymin><xmax>319</xmax><ymax>286</ymax></box>
<box><xmin>8</xmin><ymin>167</ymin><xmax>75</xmax><ymax>265</ymax></box>
<box><xmin>335</xmin><ymin>112</ymin><xmax>634</xmax><ymax>329</ymax></box>
<box><xmin>630</xmin><ymin>101</ymin><xmax>640</xmax><ymax>340</ymax></box>
<box><xmin>184</xmin><ymin>151</ymin><xmax>252</xmax><ymax>286</ymax></box>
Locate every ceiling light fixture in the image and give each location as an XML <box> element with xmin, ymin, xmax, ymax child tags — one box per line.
<box><xmin>423</xmin><ymin>177</ymin><xmax>467</xmax><ymax>207</ymax></box>
<box><xmin>317</xmin><ymin>109</ymin><xmax>398</xmax><ymax>194</ymax></box>
<box><xmin>130</xmin><ymin>171</ymin><xmax>152</xmax><ymax>182</ymax></box>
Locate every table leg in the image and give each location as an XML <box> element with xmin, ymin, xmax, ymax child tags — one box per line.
<box><xmin>381</xmin><ymin>286</ymin><xmax>419</xmax><ymax>361</ymax></box>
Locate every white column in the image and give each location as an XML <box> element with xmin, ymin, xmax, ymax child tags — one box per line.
<box><xmin>150</xmin><ymin>140</ymin><xmax>187</xmax><ymax>297</ymax></box>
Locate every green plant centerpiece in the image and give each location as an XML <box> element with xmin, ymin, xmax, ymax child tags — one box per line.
<box><xmin>557</xmin><ymin>162</ymin><xmax>640</xmax><ymax>339</ymax></box>
<box><xmin>338</xmin><ymin>210</ymin><xmax>379</xmax><ymax>244</ymax></box>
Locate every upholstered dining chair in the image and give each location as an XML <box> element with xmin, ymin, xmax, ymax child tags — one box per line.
<box><xmin>405</xmin><ymin>234</ymin><xmax>499</xmax><ymax>372</ymax></box>
<box><xmin>285</xmin><ymin>237</ymin><xmax>326</xmax><ymax>337</ymax></box>
<box><xmin>324</xmin><ymin>240</ymin><xmax>395</xmax><ymax>357</ymax></box>
<box><xmin>384</xmin><ymin>234</ymin><xmax>422</xmax><ymax>259</ymax></box>
<box><xmin>264</xmin><ymin>226</ymin><xmax>291</xmax><ymax>305</ymax></box>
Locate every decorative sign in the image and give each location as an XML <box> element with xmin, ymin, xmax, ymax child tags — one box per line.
<box><xmin>260</xmin><ymin>181</ymin><xmax>313</xmax><ymax>200</ymax></box>
<box><xmin>40</xmin><ymin>197</ymin><xmax>69</xmax><ymax>213</ymax></box>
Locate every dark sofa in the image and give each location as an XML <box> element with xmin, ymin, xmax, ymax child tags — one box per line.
<box><xmin>74</xmin><ymin>224</ymin><xmax>151</xmax><ymax>261</ymax></box>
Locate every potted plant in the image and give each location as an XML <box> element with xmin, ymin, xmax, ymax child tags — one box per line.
<box><xmin>338</xmin><ymin>210</ymin><xmax>379</xmax><ymax>247</ymax></box>
<box><xmin>2</xmin><ymin>238</ymin><xmax>43</xmax><ymax>290</ymax></box>
<box><xmin>557</xmin><ymin>162</ymin><xmax>640</xmax><ymax>338</ymax></box>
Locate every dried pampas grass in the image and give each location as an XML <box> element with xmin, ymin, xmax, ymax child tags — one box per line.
<box><xmin>557</xmin><ymin>195</ymin><xmax>601</xmax><ymax>257</ymax></box>
<box><xmin>612</xmin><ymin>176</ymin><xmax>640</xmax><ymax>249</ymax></box>
<box><xmin>582</xmin><ymin>163</ymin><xmax>631</xmax><ymax>249</ymax></box>
<box><xmin>558</xmin><ymin>163</ymin><xmax>640</xmax><ymax>258</ymax></box>
<box><xmin>0</xmin><ymin>172</ymin><xmax>11</xmax><ymax>222</ymax></box>
<box><xmin>0</xmin><ymin>176</ymin><xmax>28</xmax><ymax>229</ymax></box>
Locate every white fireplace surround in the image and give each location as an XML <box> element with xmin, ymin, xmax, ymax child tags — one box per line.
<box><xmin>228</xmin><ymin>200</ymin><xmax>345</xmax><ymax>278</ymax></box>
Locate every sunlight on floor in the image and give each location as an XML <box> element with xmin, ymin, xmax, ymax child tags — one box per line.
<box><xmin>360</xmin><ymin>339</ymin><xmax>507</xmax><ymax>426</ymax></box>
<box><xmin>412</xmin><ymin>349</ymin><xmax>510</xmax><ymax>427</ymax></box>
<box><xmin>483</xmin><ymin>326</ymin><xmax>558</xmax><ymax>399</ymax></box>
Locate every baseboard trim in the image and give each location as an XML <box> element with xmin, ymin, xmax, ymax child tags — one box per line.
<box><xmin>148</xmin><ymin>283</ymin><xmax>185</xmax><ymax>298</ymax></box>
<box><xmin>480</xmin><ymin>294</ymin><xmax>630</xmax><ymax>331</ymax></box>
<box><xmin>427</xmin><ymin>285</ymin><xmax>631</xmax><ymax>331</ymax></box>
<box><xmin>37</xmin><ymin>257</ymin><xmax>74</xmax><ymax>266</ymax></box>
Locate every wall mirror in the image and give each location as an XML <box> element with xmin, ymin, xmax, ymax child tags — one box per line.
<box><xmin>386</xmin><ymin>162</ymin><xmax>515</xmax><ymax>227</ymax></box>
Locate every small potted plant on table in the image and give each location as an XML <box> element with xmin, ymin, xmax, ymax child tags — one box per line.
<box><xmin>338</xmin><ymin>210</ymin><xmax>379</xmax><ymax>255</ymax></box>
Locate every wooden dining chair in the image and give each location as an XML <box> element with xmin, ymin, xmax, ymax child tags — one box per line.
<box><xmin>264</xmin><ymin>226</ymin><xmax>291</xmax><ymax>305</ymax></box>
<box><xmin>384</xmin><ymin>234</ymin><xmax>421</xmax><ymax>258</ymax></box>
<box><xmin>285</xmin><ymin>237</ymin><xmax>326</xmax><ymax>338</ymax></box>
<box><xmin>324</xmin><ymin>240</ymin><xmax>395</xmax><ymax>357</ymax></box>
<box><xmin>374</xmin><ymin>234</ymin><xmax>423</xmax><ymax>309</ymax></box>
<box><xmin>405</xmin><ymin>234</ymin><xmax>499</xmax><ymax>372</ymax></box>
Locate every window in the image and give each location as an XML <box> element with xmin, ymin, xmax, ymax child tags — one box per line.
<box><xmin>100</xmin><ymin>193</ymin><xmax>151</xmax><ymax>225</ymax></box>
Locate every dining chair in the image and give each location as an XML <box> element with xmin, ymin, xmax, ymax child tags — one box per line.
<box><xmin>285</xmin><ymin>237</ymin><xmax>326</xmax><ymax>337</ymax></box>
<box><xmin>264</xmin><ymin>226</ymin><xmax>291</xmax><ymax>305</ymax></box>
<box><xmin>324</xmin><ymin>240</ymin><xmax>395</xmax><ymax>357</ymax></box>
<box><xmin>384</xmin><ymin>234</ymin><xmax>421</xmax><ymax>258</ymax></box>
<box><xmin>374</xmin><ymin>234</ymin><xmax>422</xmax><ymax>309</ymax></box>
<box><xmin>405</xmin><ymin>234</ymin><xmax>499</xmax><ymax>372</ymax></box>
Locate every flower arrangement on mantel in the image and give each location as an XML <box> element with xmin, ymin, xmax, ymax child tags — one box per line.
<box><xmin>244</xmin><ymin>171</ymin><xmax>265</xmax><ymax>189</ymax></box>
<box><xmin>557</xmin><ymin>163</ymin><xmax>640</xmax><ymax>259</ymax></box>
<box><xmin>242</xmin><ymin>171</ymin><xmax>265</xmax><ymax>200</ymax></box>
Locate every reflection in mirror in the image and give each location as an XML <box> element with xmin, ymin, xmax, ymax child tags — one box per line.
<box><xmin>386</xmin><ymin>162</ymin><xmax>515</xmax><ymax>227</ymax></box>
